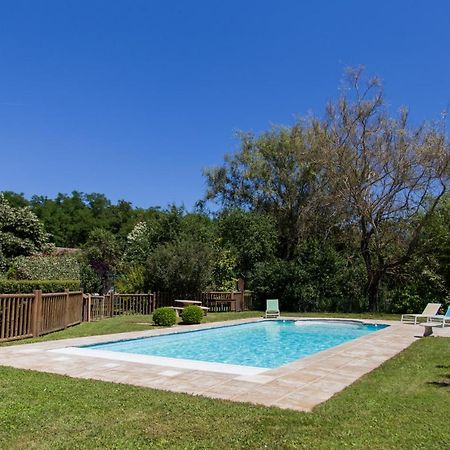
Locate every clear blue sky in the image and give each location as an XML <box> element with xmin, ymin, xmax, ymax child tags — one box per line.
<box><xmin>1</xmin><ymin>1</ymin><xmax>449</xmax><ymax>209</ymax></box>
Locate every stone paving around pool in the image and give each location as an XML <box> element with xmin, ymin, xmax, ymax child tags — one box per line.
<box><xmin>0</xmin><ymin>317</ymin><xmax>449</xmax><ymax>412</ymax></box>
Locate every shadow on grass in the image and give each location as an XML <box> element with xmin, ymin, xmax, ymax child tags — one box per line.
<box><xmin>427</xmin><ymin>365</ymin><xmax>450</xmax><ymax>388</ymax></box>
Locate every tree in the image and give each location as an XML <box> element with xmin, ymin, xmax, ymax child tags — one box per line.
<box><xmin>0</xmin><ymin>194</ymin><xmax>49</xmax><ymax>261</ymax></box>
<box><xmin>145</xmin><ymin>238</ymin><xmax>213</xmax><ymax>294</ymax></box>
<box><xmin>204</xmin><ymin>126</ymin><xmax>327</xmax><ymax>259</ymax></box>
<box><xmin>322</xmin><ymin>68</ymin><xmax>449</xmax><ymax>310</ymax></box>
<box><xmin>81</xmin><ymin>229</ymin><xmax>120</xmax><ymax>293</ymax></box>
<box><xmin>217</xmin><ymin>210</ymin><xmax>277</xmax><ymax>279</ymax></box>
<box><xmin>205</xmin><ymin>68</ymin><xmax>450</xmax><ymax>311</ymax></box>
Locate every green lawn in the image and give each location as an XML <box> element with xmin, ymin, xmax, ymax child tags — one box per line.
<box><xmin>0</xmin><ymin>336</ymin><xmax>448</xmax><ymax>449</ymax></box>
<box><xmin>0</xmin><ymin>310</ymin><xmax>400</xmax><ymax>347</ymax></box>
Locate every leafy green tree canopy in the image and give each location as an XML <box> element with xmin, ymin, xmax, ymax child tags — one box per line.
<box><xmin>0</xmin><ymin>194</ymin><xmax>49</xmax><ymax>260</ymax></box>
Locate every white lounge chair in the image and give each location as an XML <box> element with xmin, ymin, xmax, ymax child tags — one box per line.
<box><xmin>265</xmin><ymin>299</ymin><xmax>280</xmax><ymax>319</ymax></box>
<box><xmin>428</xmin><ymin>306</ymin><xmax>450</xmax><ymax>328</ymax></box>
<box><xmin>401</xmin><ymin>303</ymin><xmax>441</xmax><ymax>325</ymax></box>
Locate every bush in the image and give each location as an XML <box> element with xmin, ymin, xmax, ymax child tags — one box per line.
<box><xmin>249</xmin><ymin>242</ymin><xmax>367</xmax><ymax>313</ymax></box>
<box><xmin>181</xmin><ymin>305</ymin><xmax>203</xmax><ymax>324</ymax></box>
<box><xmin>0</xmin><ymin>279</ymin><xmax>81</xmax><ymax>294</ymax></box>
<box><xmin>152</xmin><ymin>307</ymin><xmax>177</xmax><ymax>326</ymax></box>
<box><xmin>115</xmin><ymin>265</ymin><xmax>145</xmax><ymax>293</ymax></box>
<box><xmin>145</xmin><ymin>238</ymin><xmax>213</xmax><ymax>294</ymax></box>
<box><xmin>7</xmin><ymin>255</ymin><xmax>80</xmax><ymax>280</ymax></box>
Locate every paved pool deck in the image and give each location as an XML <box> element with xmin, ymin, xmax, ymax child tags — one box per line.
<box><xmin>0</xmin><ymin>317</ymin><xmax>449</xmax><ymax>412</ymax></box>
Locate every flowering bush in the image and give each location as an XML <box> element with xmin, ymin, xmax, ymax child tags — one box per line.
<box><xmin>0</xmin><ymin>195</ymin><xmax>49</xmax><ymax>259</ymax></box>
<box><xmin>7</xmin><ymin>255</ymin><xmax>80</xmax><ymax>280</ymax></box>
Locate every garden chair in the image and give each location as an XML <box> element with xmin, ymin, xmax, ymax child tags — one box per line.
<box><xmin>401</xmin><ymin>303</ymin><xmax>441</xmax><ymax>325</ymax></box>
<box><xmin>427</xmin><ymin>306</ymin><xmax>450</xmax><ymax>328</ymax></box>
<box><xmin>265</xmin><ymin>299</ymin><xmax>280</xmax><ymax>319</ymax></box>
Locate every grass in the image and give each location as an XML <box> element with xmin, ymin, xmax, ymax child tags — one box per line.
<box><xmin>0</xmin><ymin>310</ymin><xmax>400</xmax><ymax>347</ymax></box>
<box><xmin>0</xmin><ymin>337</ymin><xmax>448</xmax><ymax>449</ymax></box>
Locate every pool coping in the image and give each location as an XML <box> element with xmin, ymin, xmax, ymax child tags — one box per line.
<box><xmin>0</xmin><ymin>316</ymin><xmax>448</xmax><ymax>412</ymax></box>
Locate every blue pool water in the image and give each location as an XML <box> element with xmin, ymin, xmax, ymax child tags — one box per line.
<box><xmin>83</xmin><ymin>320</ymin><xmax>387</xmax><ymax>369</ymax></box>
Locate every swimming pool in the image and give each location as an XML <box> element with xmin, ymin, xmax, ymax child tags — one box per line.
<box><xmin>82</xmin><ymin>320</ymin><xmax>387</xmax><ymax>369</ymax></box>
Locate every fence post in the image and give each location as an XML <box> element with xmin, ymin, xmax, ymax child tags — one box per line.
<box><xmin>234</xmin><ymin>291</ymin><xmax>243</xmax><ymax>312</ymax></box>
<box><xmin>64</xmin><ymin>289</ymin><xmax>70</xmax><ymax>328</ymax></box>
<box><xmin>31</xmin><ymin>290</ymin><xmax>42</xmax><ymax>337</ymax></box>
<box><xmin>87</xmin><ymin>294</ymin><xmax>92</xmax><ymax>322</ymax></box>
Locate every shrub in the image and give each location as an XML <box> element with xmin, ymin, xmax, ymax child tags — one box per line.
<box><xmin>181</xmin><ymin>305</ymin><xmax>203</xmax><ymax>324</ymax></box>
<box><xmin>0</xmin><ymin>279</ymin><xmax>81</xmax><ymax>294</ymax></box>
<box><xmin>145</xmin><ymin>238</ymin><xmax>213</xmax><ymax>294</ymax></box>
<box><xmin>115</xmin><ymin>265</ymin><xmax>145</xmax><ymax>293</ymax></box>
<box><xmin>7</xmin><ymin>255</ymin><xmax>80</xmax><ymax>280</ymax></box>
<box><xmin>152</xmin><ymin>307</ymin><xmax>177</xmax><ymax>327</ymax></box>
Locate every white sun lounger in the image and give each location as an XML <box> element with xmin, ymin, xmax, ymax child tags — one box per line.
<box><xmin>427</xmin><ymin>306</ymin><xmax>450</xmax><ymax>328</ymax></box>
<box><xmin>401</xmin><ymin>303</ymin><xmax>441</xmax><ymax>325</ymax></box>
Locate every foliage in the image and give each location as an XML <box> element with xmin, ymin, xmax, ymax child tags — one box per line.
<box><xmin>0</xmin><ymin>279</ymin><xmax>81</xmax><ymax>294</ymax></box>
<box><xmin>145</xmin><ymin>238</ymin><xmax>213</xmax><ymax>294</ymax></box>
<box><xmin>250</xmin><ymin>241</ymin><xmax>366</xmax><ymax>312</ymax></box>
<box><xmin>205</xmin><ymin>68</ymin><xmax>450</xmax><ymax>311</ymax></box>
<box><xmin>81</xmin><ymin>229</ymin><xmax>120</xmax><ymax>294</ymax></box>
<box><xmin>210</xmin><ymin>246</ymin><xmax>237</xmax><ymax>291</ymax></box>
<box><xmin>115</xmin><ymin>265</ymin><xmax>146</xmax><ymax>293</ymax></box>
<box><xmin>0</xmin><ymin>194</ymin><xmax>49</xmax><ymax>260</ymax></box>
<box><xmin>124</xmin><ymin>221</ymin><xmax>154</xmax><ymax>265</ymax></box>
<box><xmin>6</xmin><ymin>255</ymin><xmax>80</xmax><ymax>280</ymax></box>
<box><xmin>180</xmin><ymin>305</ymin><xmax>203</xmax><ymax>324</ymax></box>
<box><xmin>320</xmin><ymin>68</ymin><xmax>449</xmax><ymax>310</ymax></box>
<box><xmin>152</xmin><ymin>307</ymin><xmax>177</xmax><ymax>326</ymax></box>
<box><xmin>28</xmin><ymin>192</ymin><xmax>138</xmax><ymax>247</ymax></box>
<box><xmin>217</xmin><ymin>210</ymin><xmax>277</xmax><ymax>279</ymax></box>
<box><xmin>204</xmin><ymin>126</ymin><xmax>326</xmax><ymax>259</ymax></box>
<box><xmin>79</xmin><ymin>260</ymin><xmax>102</xmax><ymax>294</ymax></box>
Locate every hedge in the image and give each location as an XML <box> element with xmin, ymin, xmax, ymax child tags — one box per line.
<box><xmin>7</xmin><ymin>255</ymin><xmax>80</xmax><ymax>281</ymax></box>
<box><xmin>0</xmin><ymin>279</ymin><xmax>82</xmax><ymax>294</ymax></box>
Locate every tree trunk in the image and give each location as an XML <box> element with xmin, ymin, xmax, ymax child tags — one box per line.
<box><xmin>366</xmin><ymin>273</ymin><xmax>382</xmax><ymax>312</ymax></box>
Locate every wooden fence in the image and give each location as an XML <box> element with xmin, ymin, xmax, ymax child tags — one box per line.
<box><xmin>0</xmin><ymin>293</ymin><xmax>35</xmax><ymax>341</ymax></box>
<box><xmin>0</xmin><ymin>290</ymin><xmax>83</xmax><ymax>342</ymax></box>
<box><xmin>82</xmin><ymin>293</ymin><xmax>154</xmax><ymax>321</ymax></box>
<box><xmin>201</xmin><ymin>291</ymin><xmax>252</xmax><ymax>312</ymax></box>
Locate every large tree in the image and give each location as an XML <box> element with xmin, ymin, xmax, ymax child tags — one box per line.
<box><xmin>205</xmin><ymin>68</ymin><xmax>450</xmax><ymax>311</ymax></box>
<box><xmin>322</xmin><ymin>68</ymin><xmax>449</xmax><ymax>310</ymax></box>
<box><xmin>204</xmin><ymin>126</ymin><xmax>328</xmax><ymax>259</ymax></box>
